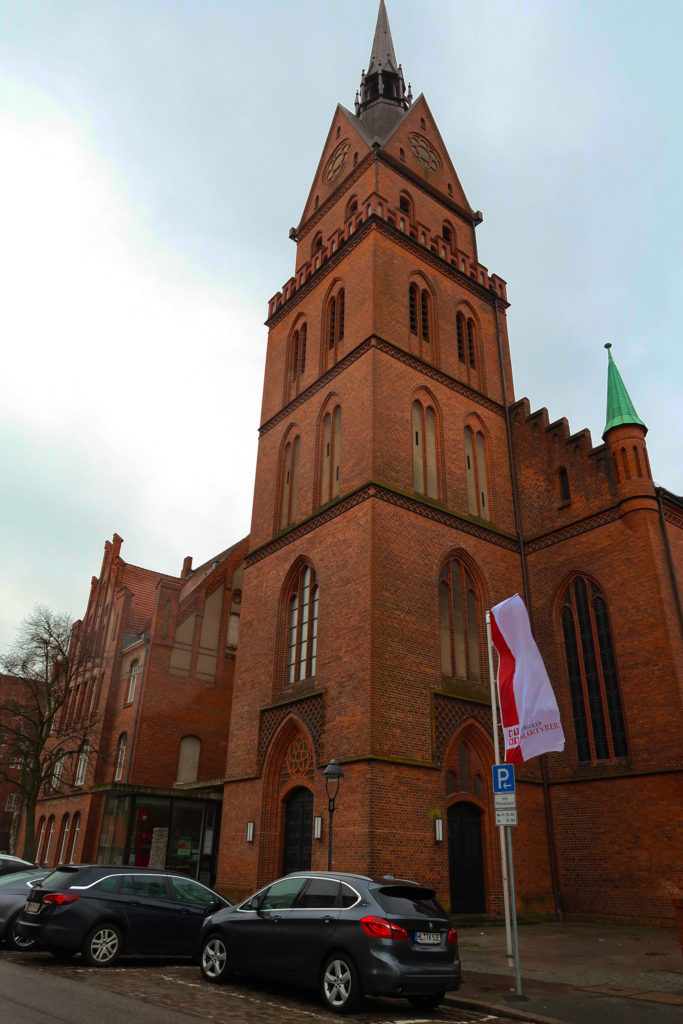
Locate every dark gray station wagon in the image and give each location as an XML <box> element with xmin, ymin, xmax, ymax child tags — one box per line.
<box><xmin>198</xmin><ymin>871</ymin><xmax>461</xmax><ymax>1014</ymax></box>
<box><xmin>16</xmin><ymin>864</ymin><xmax>228</xmax><ymax>965</ymax></box>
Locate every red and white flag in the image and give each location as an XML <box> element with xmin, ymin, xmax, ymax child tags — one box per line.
<box><xmin>490</xmin><ymin>594</ymin><xmax>565</xmax><ymax>764</ymax></box>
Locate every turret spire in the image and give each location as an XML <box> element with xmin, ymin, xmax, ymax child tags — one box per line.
<box><xmin>356</xmin><ymin>1</ymin><xmax>411</xmax><ymax>141</ymax></box>
<box><xmin>603</xmin><ymin>343</ymin><xmax>647</xmax><ymax>437</ymax></box>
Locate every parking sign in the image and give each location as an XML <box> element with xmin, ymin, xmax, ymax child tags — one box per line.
<box><xmin>492</xmin><ymin>764</ymin><xmax>516</xmax><ymax>793</ymax></box>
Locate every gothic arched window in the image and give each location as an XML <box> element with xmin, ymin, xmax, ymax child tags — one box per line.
<box><xmin>288</xmin><ymin>322</ymin><xmax>307</xmax><ymax>398</ymax></box>
<box><xmin>439</xmin><ymin>559</ymin><xmax>481</xmax><ymax>683</ymax></box>
<box><xmin>286</xmin><ymin>565</ymin><xmax>319</xmax><ymax>686</ymax></box>
<box><xmin>320</xmin><ymin>405</ymin><xmax>342</xmax><ymax>505</ymax></box>
<box><xmin>561</xmin><ymin>577</ymin><xmax>627</xmax><ymax>763</ymax></box>
<box><xmin>464</xmin><ymin>426</ymin><xmax>490</xmax><ymax>520</ymax></box>
<box><xmin>409</xmin><ymin>284</ymin><xmax>432</xmax><ymax>350</ymax></box>
<box><xmin>327</xmin><ymin>287</ymin><xmax>345</xmax><ymax>364</ymax></box>
<box><xmin>412</xmin><ymin>399</ymin><xmax>439</xmax><ymax>499</ymax></box>
<box><xmin>279</xmin><ymin>435</ymin><xmax>301</xmax><ymax>530</ymax></box>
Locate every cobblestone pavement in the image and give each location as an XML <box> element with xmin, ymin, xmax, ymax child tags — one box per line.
<box><xmin>1</xmin><ymin>952</ymin><xmax>542</xmax><ymax>1024</ymax></box>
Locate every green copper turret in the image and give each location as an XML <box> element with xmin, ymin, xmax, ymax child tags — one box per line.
<box><xmin>602</xmin><ymin>343</ymin><xmax>647</xmax><ymax>438</ymax></box>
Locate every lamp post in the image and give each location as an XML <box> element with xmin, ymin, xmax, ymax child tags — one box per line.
<box><xmin>322</xmin><ymin>759</ymin><xmax>344</xmax><ymax>871</ymax></box>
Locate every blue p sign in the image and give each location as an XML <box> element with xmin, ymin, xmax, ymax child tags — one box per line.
<box><xmin>492</xmin><ymin>764</ymin><xmax>516</xmax><ymax>792</ymax></box>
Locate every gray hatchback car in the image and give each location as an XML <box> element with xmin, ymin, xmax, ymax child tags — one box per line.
<box><xmin>198</xmin><ymin>871</ymin><xmax>461</xmax><ymax>1014</ymax></box>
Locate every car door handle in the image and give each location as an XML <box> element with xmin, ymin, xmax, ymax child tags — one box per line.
<box><xmin>322</xmin><ymin>916</ymin><xmax>333</xmax><ymax>925</ymax></box>
<box><xmin>271</xmin><ymin>914</ymin><xmax>282</xmax><ymax>923</ymax></box>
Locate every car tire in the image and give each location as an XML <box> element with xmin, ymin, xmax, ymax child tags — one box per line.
<box><xmin>82</xmin><ymin>923</ymin><xmax>123</xmax><ymax>967</ymax></box>
<box><xmin>321</xmin><ymin>953</ymin><xmax>362</xmax><ymax>1014</ymax></box>
<box><xmin>6</xmin><ymin>915</ymin><xmax>37</xmax><ymax>951</ymax></box>
<box><xmin>200</xmin><ymin>934</ymin><xmax>230</xmax><ymax>983</ymax></box>
<box><xmin>407</xmin><ymin>991</ymin><xmax>446</xmax><ymax>1011</ymax></box>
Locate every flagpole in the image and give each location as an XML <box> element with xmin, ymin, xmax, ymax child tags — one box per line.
<box><xmin>486</xmin><ymin>611</ymin><xmax>513</xmax><ymax>959</ymax></box>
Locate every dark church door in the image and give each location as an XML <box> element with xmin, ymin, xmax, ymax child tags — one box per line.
<box><xmin>447</xmin><ymin>802</ymin><xmax>485</xmax><ymax>913</ymax></box>
<box><xmin>282</xmin><ymin>788</ymin><xmax>313</xmax><ymax>876</ymax></box>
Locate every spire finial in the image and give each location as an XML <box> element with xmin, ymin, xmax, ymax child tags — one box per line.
<box><xmin>355</xmin><ymin>2</ymin><xmax>410</xmax><ymax>134</ymax></box>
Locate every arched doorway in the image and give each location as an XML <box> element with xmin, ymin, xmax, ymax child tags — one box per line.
<box><xmin>282</xmin><ymin>787</ymin><xmax>312</xmax><ymax>876</ymax></box>
<box><xmin>447</xmin><ymin>802</ymin><xmax>485</xmax><ymax>913</ymax></box>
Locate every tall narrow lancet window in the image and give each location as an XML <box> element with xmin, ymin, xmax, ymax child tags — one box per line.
<box><xmin>279</xmin><ymin>435</ymin><xmax>301</xmax><ymax>530</ymax></box>
<box><xmin>114</xmin><ymin>733</ymin><xmax>127</xmax><ymax>782</ymax></box>
<box><xmin>439</xmin><ymin>559</ymin><xmax>481</xmax><ymax>683</ymax></box>
<box><xmin>288</xmin><ymin>322</ymin><xmax>307</xmax><ymax>398</ymax></box>
<box><xmin>412</xmin><ymin>400</ymin><xmax>438</xmax><ymax>499</ymax></box>
<box><xmin>561</xmin><ymin>576</ymin><xmax>628</xmax><ymax>763</ymax></box>
<box><xmin>320</xmin><ymin>405</ymin><xmax>342</xmax><ymax>505</ymax></box>
<box><xmin>286</xmin><ymin>565</ymin><xmax>319</xmax><ymax>686</ymax></box>
<box><xmin>409</xmin><ymin>283</ymin><xmax>432</xmax><ymax>354</ymax></box>
<box><xmin>467</xmin><ymin>318</ymin><xmax>477</xmax><ymax>368</ymax></box>
<box><xmin>456</xmin><ymin>312</ymin><xmax>465</xmax><ymax>362</ymax></box>
<box><xmin>327</xmin><ymin>287</ymin><xmax>345</xmax><ymax>364</ymax></box>
<box><xmin>464</xmin><ymin>426</ymin><xmax>490</xmax><ymax>520</ymax></box>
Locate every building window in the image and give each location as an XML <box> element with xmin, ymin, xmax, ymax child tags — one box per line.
<box><xmin>5</xmin><ymin>792</ymin><xmax>19</xmax><ymax>811</ymax></box>
<box><xmin>409</xmin><ymin>283</ymin><xmax>432</xmax><ymax>354</ymax></box>
<box><xmin>279</xmin><ymin>435</ymin><xmax>301</xmax><ymax>530</ymax></box>
<box><xmin>75</xmin><ymin>740</ymin><xmax>89</xmax><ymax>787</ymax></box>
<box><xmin>43</xmin><ymin>815</ymin><xmax>56</xmax><ymax>864</ymax></box>
<box><xmin>126</xmin><ymin>660</ymin><xmax>139</xmax><ymax>704</ymax></box>
<box><xmin>52</xmin><ymin>752</ymin><xmax>64</xmax><ymax>790</ymax></box>
<box><xmin>286</xmin><ymin>565</ymin><xmax>319</xmax><ymax>686</ymax></box>
<box><xmin>115</xmin><ymin>733</ymin><xmax>127</xmax><ymax>782</ymax></box>
<box><xmin>226</xmin><ymin>589</ymin><xmax>241</xmax><ymax>647</ymax></box>
<box><xmin>68</xmin><ymin>813</ymin><xmax>81</xmax><ymax>863</ymax></box>
<box><xmin>35</xmin><ymin>817</ymin><xmax>46</xmax><ymax>861</ymax></box>
<box><xmin>58</xmin><ymin>814</ymin><xmax>71</xmax><ymax>863</ymax></box>
<box><xmin>327</xmin><ymin>287</ymin><xmax>345</xmax><ymax>362</ymax></box>
<box><xmin>561</xmin><ymin>577</ymin><xmax>628</xmax><ymax>763</ymax></box>
<box><xmin>320</xmin><ymin>405</ymin><xmax>342</xmax><ymax>505</ymax></box>
<box><xmin>464</xmin><ymin>426</ymin><xmax>490</xmax><ymax>520</ymax></box>
<box><xmin>289</xmin><ymin>322</ymin><xmax>307</xmax><ymax>394</ymax></box>
<box><xmin>558</xmin><ymin>467</ymin><xmax>571</xmax><ymax>503</ymax></box>
<box><xmin>412</xmin><ymin>399</ymin><xmax>438</xmax><ymax>499</ymax></box>
<box><xmin>456</xmin><ymin>311</ymin><xmax>477</xmax><ymax>369</ymax></box>
<box><xmin>399</xmin><ymin>193</ymin><xmax>412</xmax><ymax>217</ymax></box>
<box><xmin>439</xmin><ymin>559</ymin><xmax>481</xmax><ymax>683</ymax></box>
<box><xmin>345</xmin><ymin>197</ymin><xmax>358</xmax><ymax>220</ymax></box>
<box><xmin>176</xmin><ymin>736</ymin><xmax>201</xmax><ymax>784</ymax></box>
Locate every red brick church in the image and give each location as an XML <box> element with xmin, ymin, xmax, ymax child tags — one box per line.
<box><xmin>215</xmin><ymin>1</ymin><xmax>682</xmax><ymax>922</ymax></box>
<box><xmin>18</xmin><ymin>2</ymin><xmax>681</xmax><ymax>924</ymax></box>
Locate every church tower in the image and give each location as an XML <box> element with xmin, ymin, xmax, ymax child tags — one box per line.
<box><xmin>218</xmin><ymin>1</ymin><xmax>524</xmax><ymax>911</ymax></box>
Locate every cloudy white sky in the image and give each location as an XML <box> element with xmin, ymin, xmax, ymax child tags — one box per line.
<box><xmin>1</xmin><ymin>0</ymin><xmax>681</xmax><ymax>652</ymax></box>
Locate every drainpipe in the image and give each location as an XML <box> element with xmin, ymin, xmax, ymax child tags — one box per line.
<box><xmin>491</xmin><ymin>289</ymin><xmax>563</xmax><ymax>920</ymax></box>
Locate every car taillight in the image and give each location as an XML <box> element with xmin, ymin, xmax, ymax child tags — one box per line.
<box><xmin>446</xmin><ymin>926</ymin><xmax>458</xmax><ymax>944</ymax></box>
<box><xmin>42</xmin><ymin>893</ymin><xmax>81</xmax><ymax>905</ymax></box>
<box><xmin>360</xmin><ymin>916</ymin><xmax>409</xmax><ymax>941</ymax></box>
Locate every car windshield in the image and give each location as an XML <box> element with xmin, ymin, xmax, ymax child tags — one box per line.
<box><xmin>373</xmin><ymin>885</ymin><xmax>447</xmax><ymax>917</ymax></box>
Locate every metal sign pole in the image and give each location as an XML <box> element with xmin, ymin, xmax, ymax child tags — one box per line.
<box><xmin>486</xmin><ymin>611</ymin><xmax>513</xmax><ymax>958</ymax></box>
<box><xmin>506</xmin><ymin>825</ymin><xmax>523</xmax><ymax>998</ymax></box>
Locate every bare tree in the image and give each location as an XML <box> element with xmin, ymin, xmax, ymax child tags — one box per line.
<box><xmin>0</xmin><ymin>605</ymin><xmax>101</xmax><ymax>861</ymax></box>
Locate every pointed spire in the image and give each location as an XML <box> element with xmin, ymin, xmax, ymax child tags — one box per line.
<box><xmin>356</xmin><ymin>2</ymin><xmax>410</xmax><ymax>140</ymax></box>
<box><xmin>367</xmin><ymin>0</ymin><xmax>399</xmax><ymax>75</ymax></box>
<box><xmin>603</xmin><ymin>343</ymin><xmax>647</xmax><ymax>437</ymax></box>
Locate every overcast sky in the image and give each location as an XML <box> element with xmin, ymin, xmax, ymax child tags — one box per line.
<box><xmin>1</xmin><ymin>0</ymin><xmax>681</xmax><ymax>653</ymax></box>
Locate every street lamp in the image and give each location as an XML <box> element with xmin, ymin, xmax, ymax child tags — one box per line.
<box><xmin>322</xmin><ymin>759</ymin><xmax>344</xmax><ymax>871</ymax></box>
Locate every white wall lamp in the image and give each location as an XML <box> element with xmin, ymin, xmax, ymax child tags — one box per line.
<box><xmin>434</xmin><ymin>818</ymin><xmax>443</xmax><ymax>843</ymax></box>
<box><xmin>246</xmin><ymin>821</ymin><xmax>255</xmax><ymax>844</ymax></box>
<box><xmin>314</xmin><ymin>815</ymin><xmax>323</xmax><ymax>840</ymax></box>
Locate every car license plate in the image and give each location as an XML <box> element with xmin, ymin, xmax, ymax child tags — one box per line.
<box><xmin>25</xmin><ymin>901</ymin><xmax>41</xmax><ymax>914</ymax></box>
<box><xmin>415</xmin><ymin>931</ymin><xmax>441</xmax><ymax>944</ymax></box>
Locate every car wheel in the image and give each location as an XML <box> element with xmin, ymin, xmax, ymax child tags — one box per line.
<box><xmin>6</xmin><ymin>915</ymin><xmax>37</xmax><ymax>951</ymax></box>
<box><xmin>407</xmin><ymin>991</ymin><xmax>446</xmax><ymax>1011</ymax></box>
<box><xmin>321</xmin><ymin>953</ymin><xmax>361</xmax><ymax>1014</ymax></box>
<box><xmin>200</xmin><ymin>934</ymin><xmax>229</xmax><ymax>983</ymax></box>
<box><xmin>82</xmin><ymin>923</ymin><xmax>122</xmax><ymax>967</ymax></box>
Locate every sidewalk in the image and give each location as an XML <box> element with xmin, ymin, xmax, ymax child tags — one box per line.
<box><xmin>448</xmin><ymin>920</ymin><xmax>683</xmax><ymax>1024</ymax></box>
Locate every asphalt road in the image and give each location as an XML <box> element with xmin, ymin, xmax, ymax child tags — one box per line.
<box><xmin>0</xmin><ymin>954</ymin><xmax>522</xmax><ymax>1024</ymax></box>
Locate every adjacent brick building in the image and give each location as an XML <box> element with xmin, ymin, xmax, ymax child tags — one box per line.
<box><xmin>24</xmin><ymin>533</ymin><xmax>248</xmax><ymax>887</ymax></box>
<box><xmin>215</xmin><ymin>2</ymin><xmax>682</xmax><ymax>923</ymax></box>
